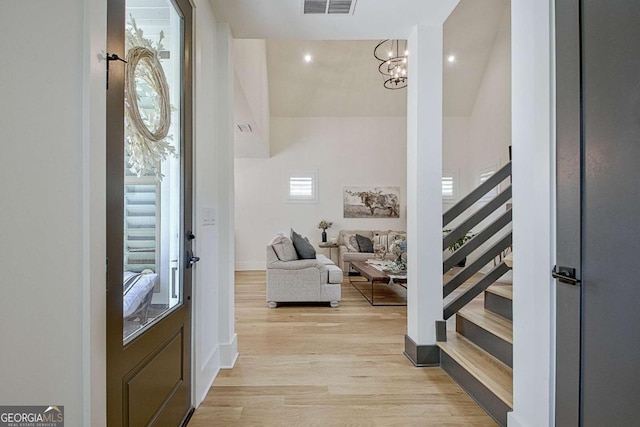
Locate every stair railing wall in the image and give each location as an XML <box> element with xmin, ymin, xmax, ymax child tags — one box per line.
<box><xmin>442</xmin><ymin>161</ymin><xmax>512</xmax><ymax>320</ymax></box>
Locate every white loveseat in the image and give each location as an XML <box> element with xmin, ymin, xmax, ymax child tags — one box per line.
<box><xmin>266</xmin><ymin>238</ymin><xmax>343</xmax><ymax>308</ymax></box>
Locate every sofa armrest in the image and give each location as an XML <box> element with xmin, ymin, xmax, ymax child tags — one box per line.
<box><xmin>338</xmin><ymin>245</ymin><xmax>350</xmax><ymax>272</ymax></box>
<box><xmin>267</xmin><ymin>259</ymin><xmax>323</xmax><ymax>270</ymax></box>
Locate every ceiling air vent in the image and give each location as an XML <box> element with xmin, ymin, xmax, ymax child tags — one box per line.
<box><xmin>304</xmin><ymin>0</ymin><xmax>327</xmax><ymax>14</ymax></box>
<box><xmin>303</xmin><ymin>0</ymin><xmax>356</xmax><ymax>15</ymax></box>
<box><xmin>328</xmin><ymin>0</ymin><xmax>353</xmax><ymax>14</ymax></box>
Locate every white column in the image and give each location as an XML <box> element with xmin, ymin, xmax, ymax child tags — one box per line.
<box><xmin>405</xmin><ymin>24</ymin><xmax>444</xmax><ymax>364</ymax></box>
<box><xmin>216</xmin><ymin>23</ymin><xmax>238</xmax><ymax>368</ymax></box>
<box><xmin>509</xmin><ymin>1</ymin><xmax>554</xmax><ymax>426</ymax></box>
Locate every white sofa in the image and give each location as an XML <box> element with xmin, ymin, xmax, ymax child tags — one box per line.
<box><xmin>338</xmin><ymin>229</ymin><xmax>406</xmax><ymax>275</ymax></box>
<box><xmin>266</xmin><ymin>242</ymin><xmax>343</xmax><ymax>308</ymax></box>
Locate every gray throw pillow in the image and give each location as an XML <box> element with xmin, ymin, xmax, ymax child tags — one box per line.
<box><xmin>291</xmin><ymin>229</ymin><xmax>317</xmax><ymax>259</ymax></box>
<box><xmin>356</xmin><ymin>234</ymin><xmax>374</xmax><ymax>253</ymax></box>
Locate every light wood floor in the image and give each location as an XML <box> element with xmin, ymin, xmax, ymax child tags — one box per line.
<box><xmin>189</xmin><ymin>271</ymin><xmax>497</xmax><ymax>426</ymax></box>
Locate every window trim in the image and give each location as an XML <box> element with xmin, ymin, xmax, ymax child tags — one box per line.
<box><xmin>284</xmin><ymin>169</ymin><xmax>319</xmax><ymax>203</ymax></box>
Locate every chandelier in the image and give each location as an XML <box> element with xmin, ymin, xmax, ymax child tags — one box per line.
<box><xmin>373</xmin><ymin>39</ymin><xmax>408</xmax><ymax>90</ymax></box>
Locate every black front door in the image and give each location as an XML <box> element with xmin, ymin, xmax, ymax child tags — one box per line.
<box><xmin>555</xmin><ymin>0</ymin><xmax>640</xmax><ymax>425</ymax></box>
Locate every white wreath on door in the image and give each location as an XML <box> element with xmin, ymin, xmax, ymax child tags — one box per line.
<box><xmin>125</xmin><ymin>19</ymin><xmax>175</xmax><ymax>180</ymax></box>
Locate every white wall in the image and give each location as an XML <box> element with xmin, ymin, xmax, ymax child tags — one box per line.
<box><xmin>468</xmin><ymin>4</ymin><xmax>512</xmax><ymax>175</ymax></box>
<box><xmin>442</xmin><ymin>3</ymin><xmax>511</xmax><ymax>207</ymax></box>
<box><xmin>233</xmin><ymin>39</ymin><xmax>270</xmax><ymax>158</ymax></box>
<box><xmin>235</xmin><ymin>116</ymin><xmax>407</xmax><ymax>270</ymax></box>
<box><xmin>192</xmin><ymin>0</ymin><xmax>237</xmax><ymax>407</ymax></box>
<box><xmin>443</xmin><ymin>116</ymin><xmax>471</xmax><ymax>206</ymax></box>
<box><xmin>0</xmin><ymin>0</ymin><xmax>235</xmax><ymax>423</ymax></box>
<box><xmin>442</xmin><ymin>5</ymin><xmax>511</xmax><ymax>205</ymax></box>
<box><xmin>442</xmin><ymin>6</ymin><xmax>511</xmax><ymax>277</ymax></box>
<box><xmin>0</xmin><ymin>0</ymin><xmax>106</xmax><ymax>424</ymax></box>
<box><xmin>509</xmin><ymin>0</ymin><xmax>554</xmax><ymax>426</ymax></box>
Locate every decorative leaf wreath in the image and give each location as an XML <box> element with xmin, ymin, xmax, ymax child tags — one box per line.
<box><xmin>125</xmin><ymin>18</ymin><xmax>175</xmax><ymax>179</ymax></box>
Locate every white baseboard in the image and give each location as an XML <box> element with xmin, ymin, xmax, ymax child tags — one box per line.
<box><xmin>194</xmin><ymin>346</ymin><xmax>220</xmax><ymax>407</ymax></box>
<box><xmin>507</xmin><ymin>411</ymin><xmax>525</xmax><ymax>427</ymax></box>
<box><xmin>219</xmin><ymin>333</ymin><xmax>238</xmax><ymax>369</ymax></box>
<box><xmin>235</xmin><ymin>262</ymin><xmax>266</xmax><ymax>271</ymax></box>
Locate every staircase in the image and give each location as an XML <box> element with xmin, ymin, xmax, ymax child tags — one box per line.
<box><xmin>439</xmin><ymin>283</ymin><xmax>512</xmax><ymax>426</ymax></box>
<box><xmin>438</xmin><ymin>161</ymin><xmax>513</xmax><ymax>426</ymax></box>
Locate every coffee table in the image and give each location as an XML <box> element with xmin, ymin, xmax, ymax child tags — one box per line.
<box><xmin>349</xmin><ymin>261</ymin><xmax>407</xmax><ymax>306</ymax></box>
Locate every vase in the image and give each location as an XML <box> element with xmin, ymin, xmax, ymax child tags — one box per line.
<box><xmin>321</xmin><ymin>230</ymin><xmax>327</xmax><ymax>242</ymax></box>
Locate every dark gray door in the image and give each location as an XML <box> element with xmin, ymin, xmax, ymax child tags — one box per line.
<box><xmin>555</xmin><ymin>0</ymin><xmax>640</xmax><ymax>425</ymax></box>
<box><xmin>106</xmin><ymin>0</ymin><xmax>194</xmax><ymax>423</ymax></box>
<box><xmin>554</xmin><ymin>0</ymin><xmax>581</xmax><ymax>425</ymax></box>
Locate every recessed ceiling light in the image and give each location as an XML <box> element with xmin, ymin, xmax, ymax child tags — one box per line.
<box><xmin>304</xmin><ymin>54</ymin><xmax>312</xmax><ymax>63</ymax></box>
<box><xmin>447</xmin><ymin>55</ymin><xmax>456</xmax><ymax>63</ymax></box>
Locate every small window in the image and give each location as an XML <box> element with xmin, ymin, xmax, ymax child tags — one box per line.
<box><xmin>479</xmin><ymin>163</ymin><xmax>499</xmax><ymax>200</ymax></box>
<box><xmin>442</xmin><ymin>172</ymin><xmax>457</xmax><ymax>200</ymax></box>
<box><xmin>284</xmin><ymin>170</ymin><xmax>318</xmax><ymax>203</ymax></box>
<box><xmin>479</xmin><ymin>170</ymin><xmax>494</xmax><ymax>184</ymax></box>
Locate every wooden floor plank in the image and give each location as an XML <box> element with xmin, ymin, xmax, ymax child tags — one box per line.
<box><xmin>189</xmin><ymin>271</ymin><xmax>497</xmax><ymax>426</ymax></box>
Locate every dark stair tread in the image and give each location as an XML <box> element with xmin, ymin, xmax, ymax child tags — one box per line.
<box><xmin>438</xmin><ymin>331</ymin><xmax>513</xmax><ymax>408</ymax></box>
<box><xmin>485</xmin><ymin>284</ymin><xmax>513</xmax><ymax>300</ymax></box>
<box><xmin>458</xmin><ymin>306</ymin><xmax>513</xmax><ymax>344</ymax></box>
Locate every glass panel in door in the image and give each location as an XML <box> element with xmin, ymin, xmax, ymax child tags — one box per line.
<box><xmin>123</xmin><ymin>0</ymin><xmax>183</xmax><ymax>343</ymax></box>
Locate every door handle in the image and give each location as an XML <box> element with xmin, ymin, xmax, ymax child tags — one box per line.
<box><xmin>552</xmin><ymin>265</ymin><xmax>581</xmax><ymax>286</ymax></box>
<box><xmin>186</xmin><ymin>249</ymin><xmax>200</xmax><ymax>269</ymax></box>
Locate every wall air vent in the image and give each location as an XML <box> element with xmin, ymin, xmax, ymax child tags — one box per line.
<box><xmin>303</xmin><ymin>0</ymin><xmax>356</xmax><ymax>15</ymax></box>
<box><xmin>237</xmin><ymin>124</ymin><xmax>252</xmax><ymax>132</ymax></box>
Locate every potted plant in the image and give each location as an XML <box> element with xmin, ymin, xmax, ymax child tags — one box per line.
<box><xmin>443</xmin><ymin>229</ymin><xmax>475</xmax><ymax>267</ymax></box>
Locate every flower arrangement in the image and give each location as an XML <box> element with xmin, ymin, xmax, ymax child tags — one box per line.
<box><xmin>317</xmin><ymin>220</ymin><xmax>333</xmax><ymax>242</ymax></box>
<box><xmin>392</xmin><ymin>239</ymin><xmax>407</xmax><ymax>258</ymax></box>
<box><xmin>317</xmin><ymin>220</ymin><xmax>333</xmax><ymax>231</ymax></box>
<box><xmin>384</xmin><ymin>238</ymin><xmax>407</xmax><ymax>272</ymax></box>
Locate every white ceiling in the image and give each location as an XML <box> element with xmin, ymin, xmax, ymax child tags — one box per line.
<box><xmin>213</xmin><ymin>0</ymin><xmax>509</xmax><ymax>118</ymax></box>
<box><xmin>267</xmin><ymin>40</ymin><xmax>408</xmax><ymax>117</ymax></box>
<box><xmin>209</xmin><ymin>0</ymin><xmax>460</xmax><ymax>40</ymax></box>
<box><xmin>443</xmin><ymin>0</ymin><xmax>509</xmax><ymax>116</ymax></box>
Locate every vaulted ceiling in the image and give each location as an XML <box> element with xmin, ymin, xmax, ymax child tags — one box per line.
<box><xmin>211</xmin><ymin>0</ymin><xmax>509</xmax><ymax>156</ymax></box>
